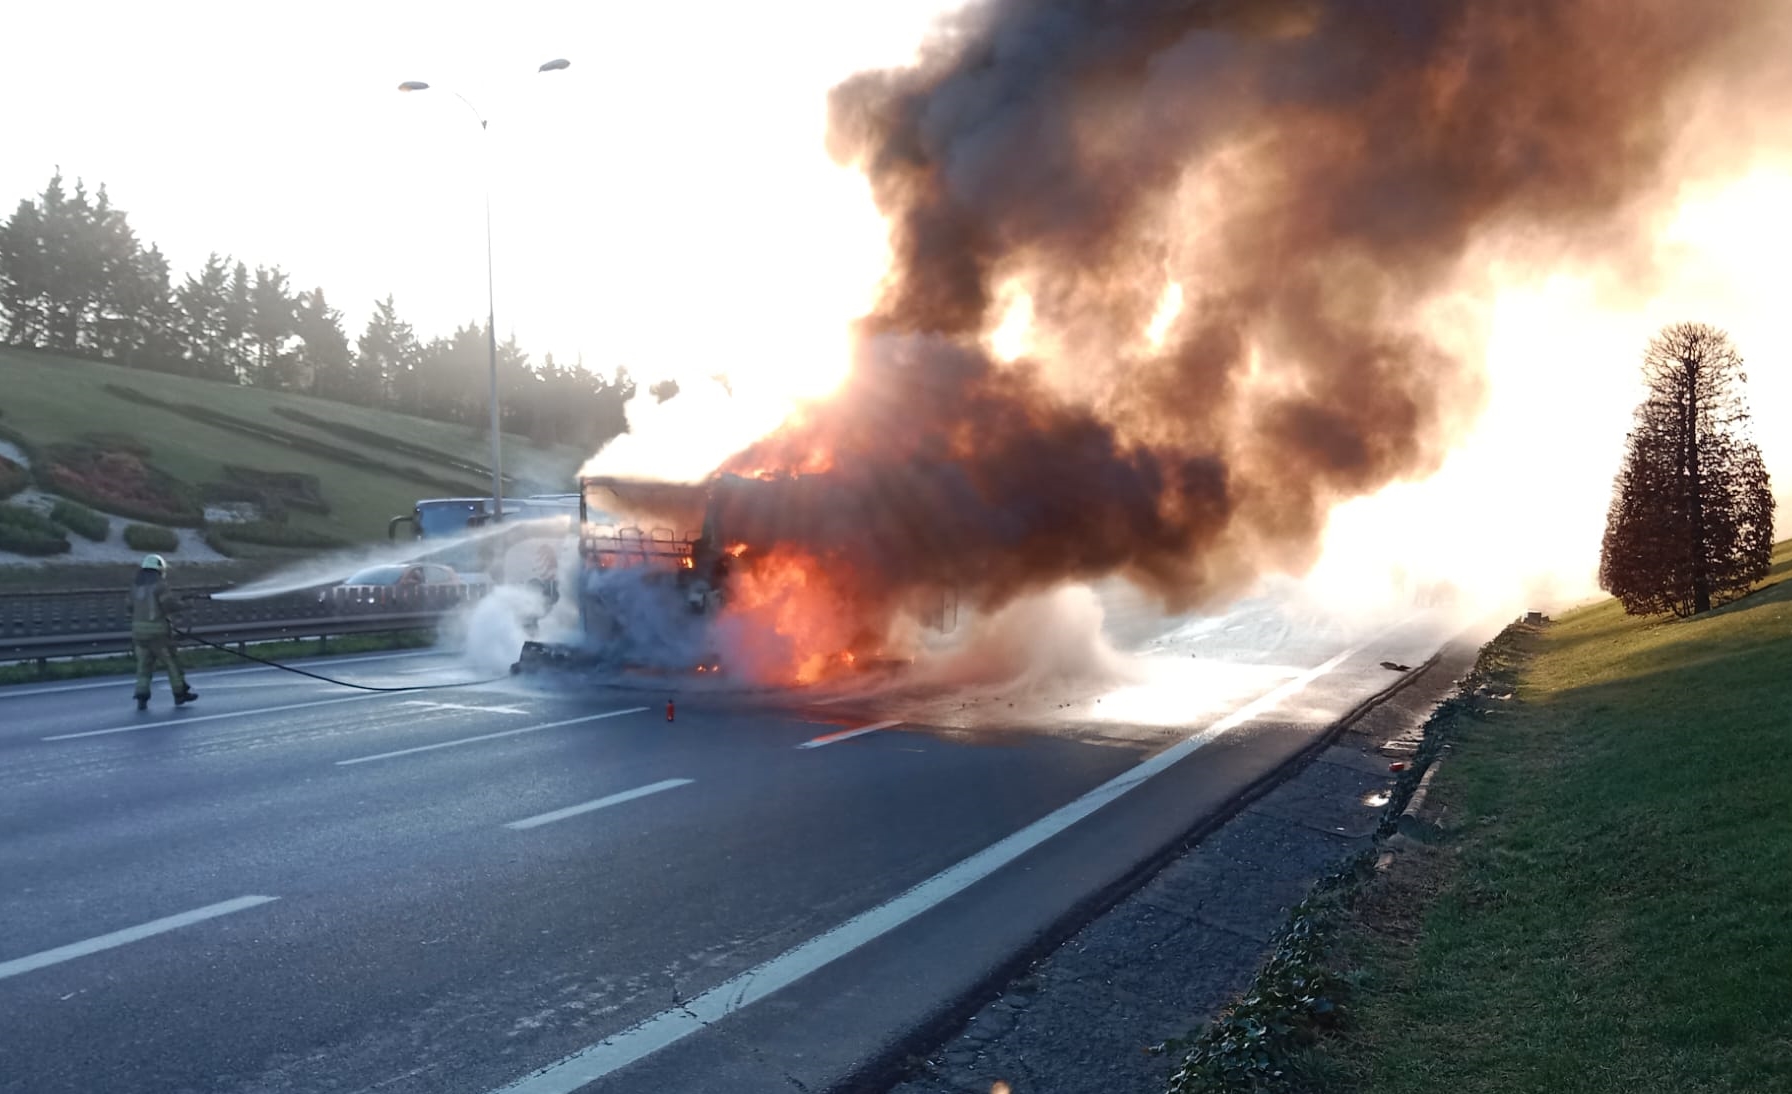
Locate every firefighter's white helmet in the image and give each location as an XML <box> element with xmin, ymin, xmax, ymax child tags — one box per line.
<box><xmin>141</xmin><ymin>554</ymin><xmax>167</xmax><ymax>571</ymax></box>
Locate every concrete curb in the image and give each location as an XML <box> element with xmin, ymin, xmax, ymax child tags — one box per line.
<box><xmin>878</xmin><ymin>646</ymin><xmax>1458</xmax><ymax>1094</ymax></box>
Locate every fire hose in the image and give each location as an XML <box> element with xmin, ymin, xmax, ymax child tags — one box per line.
<box><xmin>172</xmin><ymin>627</ymin><xmax>512</xmax><ymax>693</ymax></box>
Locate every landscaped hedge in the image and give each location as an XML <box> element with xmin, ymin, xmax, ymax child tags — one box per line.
<box><xmin>273</xmin><ymin>406</ymin><xmax>500</xmax><ymax>484</ymax></box>
<box><xmin>0</xmin><ymin>503</ymin><xmax>71</xmax><ymax>556</ymax></box>
<box><xmin>0</xmin><ymin>420</ymin><xmax>40</xmax><ymax>460</ymax></box>
<box><xmin>208</xmin><ymin>520</ymin><xmax>350</xmax><ymax>550</ymax></box>
<box><xmin>0</xmin><ymin>455</ymin><xmax>25</xmax><ymax>499</ymax></box>
<box><xmin>37</xmin><ymin>441</ymin><xmax>204</xmax><ymax>526</ymax></box>
<box><xmin>104</xmin><ymin>384</ymin><xmax>489</xmax><ymax>496</ymax></box>
<box><xmin>123</xmin><ymin>523</ymin><xmax>181</xmax><ymax>553</ymax></box>
<box><xmin>80</xmin><ymin>431</ymin><xmax>153</xmax><ymax>457</ymax></box>
<box><xmin>199</xmin><ymin>465</ymin><xmax>330</xmax><ymax>520</ymax></box>
<box><xmin>51</xmin><ymin>499</ymin><xmax>110</xmax><ymax>541</ymax></box>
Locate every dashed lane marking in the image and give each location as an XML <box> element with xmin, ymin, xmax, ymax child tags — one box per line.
<box><xmin>335</xmin><ymin>707</ymin><xmax>650</xmax><ymax>766</ymax></box>
<box><xmin>796</xmin><ymin>720</ymin><xmax>903</xmax><ymax>749</ymax></box>
<box><xmin>486</xmin><ymin>642</ymin><xmax>1367</xmax><ymax>1093</ymax></box>
<box><xmin>0</xmin><ymin>650</ymin><xmax>447</xmax><ymax>700</ymax></box>
<box><xmin>0</xmin><ymin>896</ymin><xmax>280</xmax><ymax>981</ymax></box>
<box><xmin>400</xmin><ymin>700</ymin><xmax>532</xmax><ymax>715</ymax></box>
<box><xmin>43</xmin><ymin>691</ymin><xmax>395</xmax><ymax>741</ymax></box>
<box><xmin>504</xmin><ymin>778</ymin><xmax>695</xmax><ymax>830</ymax></box>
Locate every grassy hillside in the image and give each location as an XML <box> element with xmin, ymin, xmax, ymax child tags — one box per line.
<box><xmin>0</xmin><ymin>348</ymin><xmax>587</xmax><ymax>546</ymax></box>
<box><xmin>1334</xmin><ymin>539</ymin><xmax>1792</xmax><ymax>1093</ymax></box>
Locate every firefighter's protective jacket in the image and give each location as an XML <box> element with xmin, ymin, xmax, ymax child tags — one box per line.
<box><xmin>129</xmin><ymin>572</ymin><xmax>184</xmax><ymax>640</ymax></box>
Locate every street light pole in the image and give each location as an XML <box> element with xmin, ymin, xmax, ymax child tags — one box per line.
<box><xmin>484</xmin><ymin>169</ymin><xmax>502</xmax><ymax>520</ymax></box>
<box><xmin>399</xmin><ymin>59</ymin><xmax>569</xmax><ymax>523</ymax></box>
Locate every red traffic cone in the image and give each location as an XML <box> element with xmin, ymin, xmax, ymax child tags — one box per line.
<box><xmin>666</xmin><ymin>698</ymin><xmax>675</xmax><ymax>722</ymax></box>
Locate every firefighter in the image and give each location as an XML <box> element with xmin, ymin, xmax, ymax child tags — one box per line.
<box><xmin>130</xmin><ymin>554</ymin><xmax>197</xmax><ymax>711</ymax></box>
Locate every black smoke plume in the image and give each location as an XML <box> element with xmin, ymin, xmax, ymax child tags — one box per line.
<box><xmin>720</xmin><ymin>0</ymin><xmax>1777</xmax><ymax>623</ymax></box>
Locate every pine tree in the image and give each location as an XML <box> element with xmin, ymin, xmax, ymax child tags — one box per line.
<box><xmin>249</xmin><ymin>265</ymin><xmax>295</xmax><ymax>387</ymax></box>
<box><xmin>0</xmin><ymin>197</ymin><xmax>48</xmax><ymax>345</ymax></box>
<box><xmin>223</xmin><ymin>260</ymin><xmax>253</xmax><ymax>383</ymax></box>
<box><xmin>292</xmin><ymin>287</ymin><xmax>352</xmax><ymax>396</ymax></box>
<box><xmin>1599</xmin><ymin>322</ymin><xmax>1775</xmax><ymax>616</ymax></box>
<box><xmin>357</xmin><ymin>296</ymin><xmax>422</xmax><ymax>410</ymax></box>
<box><xmin>109</xmin><ymin>243</ymin><xmax>179</xmax><ymax>370</ymax></box>
<box><xmin>79</xmin><ymin>183</ymin><xmax>142</xmax><ymax>358</ymax></box>
<box><xmin>176</xmin><ymin>253</ymin><xmax>235</xmax><ymax>380</ymax></box>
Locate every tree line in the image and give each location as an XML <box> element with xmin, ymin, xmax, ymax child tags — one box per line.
<box><xmin>0</xmin><ymin>172</ymin><xmax>632</xmax><ymax>450</ymax></box>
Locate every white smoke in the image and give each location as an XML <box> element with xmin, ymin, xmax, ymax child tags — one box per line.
<box><xmin>572</xmin><ymin>565</ymin><xmax>717</xmax><ymax>670</ymax></box>
<box><xmin>581</xmin><ymin>373</ymin><xmax>750</xmax><ymax>484</ymax></box>
<box><xmin>911</xmin><ymin>584</ymin><xmax>1138</xmax><ymax>691</ymax></box>
<box><xmin>441</xmin><ymin>584</ymin><xmax>552</xmax><ymax>674</ymax></box>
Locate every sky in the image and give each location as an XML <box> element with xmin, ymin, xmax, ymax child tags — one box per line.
<box><xmin>0</xmin><ymin>0</ymin><xmax>940</xmax><ymax>378</ymax></box>
<box><xmin>6</xmin><ymin>0</ymin><xmax>1791</xmax><ymax>613</ymax></box>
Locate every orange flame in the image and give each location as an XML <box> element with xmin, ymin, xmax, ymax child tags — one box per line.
<box><xmin>721</xmin><ymin>548</ymin><xmax>861</xmax><ymax>685</ymax></box>
<box><xmin>731</xmin><ymin>446</ymin><xmax>835</xmax><ymax>480</ymax></box>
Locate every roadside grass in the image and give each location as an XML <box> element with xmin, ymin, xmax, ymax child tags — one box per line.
<box><xmin>0</xmin><ymin>348</ymin><xmax>583</xmax><ymax>544</ymax></box>
<box><xmin>1332</xmin><ymin>540</ymin><xmax>1792</xmax><ymax>1093</ymax></box>
<box><xmin>0</xmin><ymin>629</ymin><xmax>438</xmax><ymax>687</ymax></box>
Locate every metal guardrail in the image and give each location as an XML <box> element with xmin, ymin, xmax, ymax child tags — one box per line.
<box><xmin>0</xmin><ymin>613</ymin><xmax>447</xmax><ymax>665</ymax></box>
<box><xmin>0</xmin><ymin>584</ymin><xmax>486</xmax><ymax>667</ymax></box>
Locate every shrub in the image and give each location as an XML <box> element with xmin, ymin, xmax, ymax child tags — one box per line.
<box><xmin>0</xmin><ymin>455</ymin><xmax>25</xmax><ymax>499</ymax></box>
<box><xmin>51</xmin><ymin>499</ymin><xmax>110</xmax><ymax>541</ymax></box>
<box><xmin>273</xmin><ymin>406</ymin><xmax>497</xmax><ymax>482</ymax></box>
<box><xmin>104</xmin><ymin>383</ymin><xmax>487</xmax><ymax>496</ymax></box>
<box><xmin>0</xmin><ymin>420</ymin><xmax>39</xmax><ymax>459</ymax></box>
<box><xmin>210</xmin><ymin>520</ymin><xmax>350</xmax><ymax>550</ymax></box>
<box><xmin>199</xmin><ymin>465</ymin><xmax>329</xmax><ymax>521</ymax></box>
<box><xmin>38</xmin><ymin>441</ymin><xmax>203</xmax><ymax>526</ymax></box>
<box><xmin>124</xmin><ymin>523</ymin><xmax>181</xmax><ymax>553</ymax></box>
<box><xmin>80</xmin><ymin>431</ymin><xmax>153</xmax><ymax>458</ymax></box>
<box><xmin>0</xmin><ymin>502</ymin><xmax>71</xmax><ymax>556</ymax></box>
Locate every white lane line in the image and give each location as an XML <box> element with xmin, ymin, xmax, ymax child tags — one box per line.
<box><xmin>488</xmin><ymin>643</ymin><xmax>1365</xmax><ymax>1094</ymax></box>
<box><xmin>0</xmin><ymin>895</ymin><xmax>279</xmax><ymax>982</ymax></box>
<box><xmin>336</xmin><ymin>707</ymin><xmax>650</xmax><ymax>766</ymax></box>
<box><xmin>44</xmin><ymin>691</ymin><xmax>396</xmax><ymax>741</ymax></box>
<box><xmin>505</xmin><ymin>778</ymin><xmax>695</xmax><ymax>830</ymax></box>
<box><xmin>0</xmin><ymin>649</ymin><xmax>448</xmax><ymax>699</ymax></box>
<box><xmin>400</xmin><ymin>700</ymin><xmax>531</xmax><ymax>715</ymax></box>
<box><xmin>796</xmin><ymin>720</ymin><xmax>903</xmax><ymax>750</ymax></box>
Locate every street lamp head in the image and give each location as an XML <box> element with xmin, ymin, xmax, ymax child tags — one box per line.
<box><xmin>538</xmin><ymin>58</ymin><xmax>571</xmax><ymax>72</ymax></box>
<box><xmin>397</xmin><ymin>80</ymin><xmax>430</xmax><ymax>92</ymax></box>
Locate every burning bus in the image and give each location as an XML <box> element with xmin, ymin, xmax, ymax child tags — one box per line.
<box><xmin>510</xmin><ymin>474</ymin><xmax>744</xmax><ymax>675</ymax></box>
<box><xmin>510</xmin><ymin>473</ymin><xmax>955</xmax><ymax>681</ymax></box>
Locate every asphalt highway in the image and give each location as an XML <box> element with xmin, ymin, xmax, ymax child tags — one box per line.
<box><xmin>0</xmin><ymin>610</ymin><xmax>1451</xmax><ymax>1094</ymax></box>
